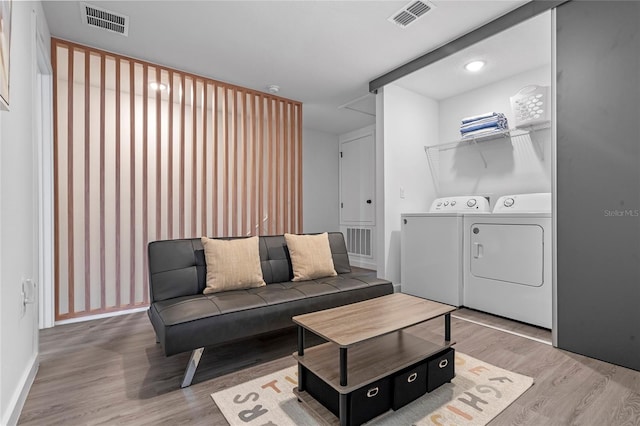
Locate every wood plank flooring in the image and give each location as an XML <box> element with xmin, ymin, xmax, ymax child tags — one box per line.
<box><xmin>19</xmin><ymin>308</ymin><xmax>640</xmax><ymax>425</ymax></box>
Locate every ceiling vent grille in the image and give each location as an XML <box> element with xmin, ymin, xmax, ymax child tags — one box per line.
<box><xmin>388</xmin><ymin>1</ymin><xmax>435</xmax><ymax>28</ymax></box>
<box><xmin>80</xmin><ymin>3</ymin><xmax>129</xmax><ymax>36</ymax></box>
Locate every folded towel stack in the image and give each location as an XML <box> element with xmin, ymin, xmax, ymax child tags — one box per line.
<box><xmin>460</xmin><ymin>112</ymin><xmax>509</xmax><ymax>138</ymax></box>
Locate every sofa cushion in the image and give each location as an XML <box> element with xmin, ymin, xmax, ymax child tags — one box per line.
<box><xmin>201</xmin><ymin>236</ymin><xmax>266</xmax><ymax>294</ymax></box>
<box><xmin>149</xmin><ymin>270</ymin><xmax>394</xmax><ymax>356</ymax></box>
<box><xmin>284</xmin><ymin>232</ymin><xmax>337</xmax><ymax>281</ymax></box>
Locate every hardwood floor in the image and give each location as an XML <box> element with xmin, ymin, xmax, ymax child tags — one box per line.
<box><xmin>19</xmin><ymin>309</ymin><xmax>640</xmax><ymax>425</ymax></box>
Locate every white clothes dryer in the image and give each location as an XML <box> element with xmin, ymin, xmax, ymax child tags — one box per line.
<box><xmin>463</xmin><ymin>193</ymin><xmax>552</xmax><ymax>328</ymax></box>
<box><xmin>401</xmin><ymin>196</ymin><xmax>491</xmax><ymax>306</ymax></box>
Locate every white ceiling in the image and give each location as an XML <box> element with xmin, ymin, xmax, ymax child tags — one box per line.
<box><xmin>41</xmin><ymin>0</ymin><xmax>531</xmax><ymax>135</ymax></box>
<box><xmin>395</xmin><ymin>11</ymin><xmax>551</xmax><ymax>100</ymax></box>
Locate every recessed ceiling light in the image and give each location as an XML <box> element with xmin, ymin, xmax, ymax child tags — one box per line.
<box><xmin>464</xmin><ymin>60</ymin><xmax>486</xmax><ymax>72</ymax></box>
<box><xmin>150</xmin><ymin>82</ymin><xmax>167</xmax><ymax>91</ymax></box>
<box><xmin>266</xmin><ymin>84</ymin><xmax>280</xmax><ymax>94</ymax></box>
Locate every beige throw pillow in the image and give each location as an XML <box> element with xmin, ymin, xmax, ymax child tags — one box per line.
<box><xmin>201</xmin><ymin>236</ymin><xmax>266</xmax><ymax>294</ymax></box>
<box><xmin>284</xmin><ymin>232</ymin><xmax>337</xmax><ymax>281</ymax></box>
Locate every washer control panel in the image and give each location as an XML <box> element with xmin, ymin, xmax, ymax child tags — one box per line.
<box><xmin>430</xmin><ymin>196</ymin><xmax>490</xmax><ymax>212</ymax></box>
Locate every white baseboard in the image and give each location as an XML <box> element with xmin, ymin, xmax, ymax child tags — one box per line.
<box><xmin>393</xmin><ymin>283</ymin><xmax>402</xmax><ymax>293</ymax></box>
<box><xmin>3</xmin><ymin>353</ymin><xmax>39</xmax><ymax>426</ymax></box>
<box><xmin>349</xmin><ymin>257</ymin><xmax>377</xmax><ymax>270</ymax></box>
<box><xmin>55</xmin><ymin>306</ymin><xmax>148</xmax><ymax>326</ymax></box>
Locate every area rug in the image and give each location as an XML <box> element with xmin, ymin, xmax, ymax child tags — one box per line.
<box><xmin>211</xmin><ymin>352</ymin><xmax>533</xmax><ymax>426</ymax></box>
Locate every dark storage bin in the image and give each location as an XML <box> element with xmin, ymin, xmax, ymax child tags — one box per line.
<box><xmin>301</xmin><ymin>366</ymin><xmax>392</xmax><ymax>426</ymax></box>
<box><xmin>392</xmin><ymin>361</ymin><xmax>428</xmax><ymax>410</ymax></box>
<box><xmin>349</xmin><ymin>376</ymin><xmax>392</xmax><ymax>425</ymax></box>
<box><xmin>301</xmin><ymin>367</ymin><xmax>339</xmax><ymax>417</ymax></box>
<box><xmin>426</xmin><ymin>348</ymin><xmax>455</xmax><ymax>392</ymax></box>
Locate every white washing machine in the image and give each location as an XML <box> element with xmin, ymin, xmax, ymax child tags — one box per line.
<box><xmin>463</xmin><ymin>193</ymin><xmax>552</xmax><ymax>328</ymax></box>
<box><xmin>401</xmin><ymin>196</ymin><xmax>491</xmax><ymax>306</ymax></box>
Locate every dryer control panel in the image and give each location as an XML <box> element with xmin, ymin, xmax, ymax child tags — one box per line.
<box><xmin>430</xmin><ymin>196</ymin><xmax>490</xmax><ymax>212</ymax></box>
<box><xmin>493</xmin><ymin>193</ymin><xmax>551</xmax><ymax>213</ymax></box>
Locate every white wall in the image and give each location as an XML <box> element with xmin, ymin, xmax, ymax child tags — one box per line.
<box><xmin>1</xmin><ymin>2</ymin><xmax>51</xmax><ymax>424</ymax></box>
<box><xmin>436</xmin><ymin>65</ymin><xmax>552</xmax><ymax>202</ymax></box>
<box><xmin>302</xmin><ymin>128</ymin><xmax>339</xmax><ymax>233</ymax></box>
<box><xmin>377</xmin><ymin>84</ymin><xmax>439</xmax><ymax>284</ymax></box>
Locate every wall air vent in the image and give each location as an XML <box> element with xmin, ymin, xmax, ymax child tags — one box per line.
<box><xmin>388</xmin><ymin>1</ymin><xmax>435</xmax><ymax>28</ymax></box>
<box><xmin>80</xmin><ymin>3</ymin><xmax>129</xmax><ymax>36</ymax></box>
<box><xmin>346</xmin><ymin>227</ymin><xmax>372</xmax><ymax>258</ymax></box>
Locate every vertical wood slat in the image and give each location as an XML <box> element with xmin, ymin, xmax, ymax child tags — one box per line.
<box><xmin>115</xmin><ymin>58</ymin><xmax>121</xmax><ymax>308</ymax></box>
<box><xmin>99</xmin><ymin>53</ymin><xmax>106</xmax><ymax>310</ymax></box>
<box><xmin>66</xmin><ymin>45</ymin><xmax>75</xmax><ymax>315</ymax></box>
<box><xmin>250</xmin><ymin>94</ymin><xmax>256</xmax><ymax>235</ymax></box>
<box><xmin>201</xmin><ymin>82</ymin><xmax>208</xmax><ymax>236</ymax></box>
<box><xmin>289</xmin><ymin>103</ymin><xmax>295</xmax><ymax>232</ymax></box>
<box><xmin>223</xmin><ymin>87</ymin><xmax>229</xmax><ymax>236</ymax></box>
<box><xmin>156</xmin><ymin>67</ymin><xmax>162</xmax><ymax>241</ymax></box>
<box><xmin>232</xmin><ymin>88</ymin><xmax>238</xmax><ymax>236</ymax></box>
<box><xmin>212</xmin><ymin>84</ymin><xmax>218</xmax><ymax>237</ymax></box>
<box><xmin>179</xmin><ymin>74</ymin><xmax>186</xmax><ymax>238</ymax></box>
<box><xmin>258</xmin><ymin>96</ymin><xmax>265</xmax><ymax>235</ymax></box>
<box><xmin>191</xmin><ymin>78</ymin><xmax>197</xmax><ymax>237</ymax></box>
<box><xmin>242</xmin><ymin>91</ymin><xmax>248</xmax><ymax>235</ymax></box>
<box><xmin>84</xmin><ymin>51</ymin><xmax>91</xmax><ymax>313</ymax></box>
<box><xmin>167</xmin><ymin>71</ymin><xmax>174</xmax><ymax>238</ymax></box>
<box><xmin>297</xmin><ymin>104</ymin><xmax>303</xmax><ymax>232</ymax></box>
<box><xmin>129</xmin><ymin>60</ymin><xmax>136</xmax><ymax>307</ymax></box>
<box><xmin>142</xmin><ymin>64</ymin><xmax>149</xmax><ymax>304</ymax></box>
<box><xmin>267</xmin><ymin>98</ymin><xmax>274</xmax><ymax>235</ymax></box>
<box><xmin>53</xmin><ymin>39</ymin><xmax>303</xmax><ymax>320</ymax></box>
<box><xmin>275</xmin><ymin>100</ymin><xmax>281</xmax><ymax>234</ymax></box>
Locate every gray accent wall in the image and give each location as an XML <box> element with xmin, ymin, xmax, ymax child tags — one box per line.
<box><xmin>556</xmin><ymin>1</ymin><xmax>640</xmax><ymax>370</ymax></box>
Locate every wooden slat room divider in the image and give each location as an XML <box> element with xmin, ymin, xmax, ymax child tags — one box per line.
<box><xmin>52</xmin><ymin>39</ymin><xmax>303</xmax><ymax>320</ymax></box>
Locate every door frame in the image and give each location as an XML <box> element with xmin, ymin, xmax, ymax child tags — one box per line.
<box><xmin>33</xmin><ymin>12</ymin><xmax>54</xmax><ymax>329</ymax></box>
<box><xmin>339</xmin><ymin>125</ymin><xmax>376</xmax><ymax>270</ymax></box>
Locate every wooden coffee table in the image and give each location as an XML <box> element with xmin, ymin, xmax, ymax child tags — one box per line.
<box><xmin>292</xmin><ymin>293</ymin><xmax>456</xmax><ymax>426</ymax></box>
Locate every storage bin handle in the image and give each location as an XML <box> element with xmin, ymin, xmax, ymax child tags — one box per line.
<box><xmin>407</xmin><ymin>372</ymin><xmax>418</xmax><ymax>383</ymax></box>
<box><xmin>367</xmin><ymin>387</ymin><xmax>379</xmax><ymax>398</ymax></box>
<box><xmin>439</xmin><ymin>359</ymin><xmax>448</xmax><ymax>369</ymax></box>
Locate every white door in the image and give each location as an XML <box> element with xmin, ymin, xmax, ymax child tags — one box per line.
<box><xmin>470</xmin><ymin>223</ymin><xmax>544</xmax><ymax>287</ymax></box>
<box><xmin>340</xmin><ymin>134</ymin><xmax>374</xmax><ymax>224</ymax></box>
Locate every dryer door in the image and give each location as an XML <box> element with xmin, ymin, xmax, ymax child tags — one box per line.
<box><xmin>470</xmin><ymin>224</ymin><xmax>544</xmax><ymax>287</ymax></box>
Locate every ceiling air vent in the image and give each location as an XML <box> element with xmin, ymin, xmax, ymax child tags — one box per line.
<box><xmin>388</xmin><ymin>1</ymin><xmax>435</xmax><ymax>29</ymax></box>
<box><xmin>80</xmin><ymin>3</ymin><xmax>129</xmax><ymax>36</ymax></box>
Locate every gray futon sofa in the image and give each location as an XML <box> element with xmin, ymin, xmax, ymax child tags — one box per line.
<box><xmin>147</xmin><ymin>232</ymin><xmax>393</xmax><ymax>387</ymax></box>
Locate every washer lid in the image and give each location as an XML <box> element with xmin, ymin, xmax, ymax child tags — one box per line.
<box><xmin>429</xmin><ymin>196</ymin><xmax>490</xmax><ymax>212</ymax></box>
